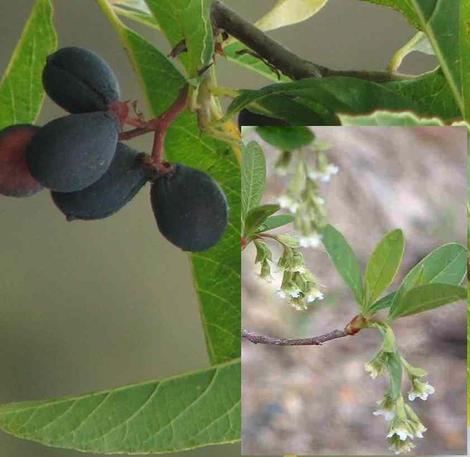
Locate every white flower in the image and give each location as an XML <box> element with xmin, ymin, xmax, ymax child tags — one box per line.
<box><xmin>412</xmin><ymin>422</ymin><xmax>427</xmax><ymax>439</ymax></box>
<box><xmin>289</xmin><ymin>289</ymin><xmax>301</xmax><ymax>298</ymax></box>
<box><xmin>373</xmin><ymin>395</ymin><xmax>396</xmax><ymax>421</ymax></box>
<box><xmin>374</xmin><ymin>408</ymin><xmax>395</xmax><ymax>422</ymax></box>
<box><xmin>404</xmin><ymin>403</ymin><xmax>427</xmax><ymax>439</ymax></box>
<box><xmin>387</xmin><ymin>426</ymin><xmax>414</xmax><ymax>442</ymax></box>
<box><xmin>388</xmin><ymin>437</ymin><xmax>416</xmax><ymax>455</ymax></box>
<box><xmin>408</xmin><ymin>378</ymin><xmax>435</xmax><ymax>401</ymax></box>
<box><xmin>306</xmin><ymin>289</ymin><xmax>324</xmax><ymax>303</ymax></box>
<box><xmin>364</xmin><ymin>351</ymin><xmax>387</xmax><ymax>379</ymax></box>
<box><xmin>308</xmin><ymin>164</ymin><xmax>339</xmax><ymax>182</ymax></box>
<box><xmin>319</xmin><ymin>164</ymin><xmax>339</xmax><ymax>182</ymax></box>
<box><xmin>278</xmin><ymin>195</ymin><xmax>299</xmax><ymax>213</ymax></box>
<box><xmin>261</xmin><ymin>273</ymin><xmax>275</xmax><ymax>283</ymax></box>
<box><xmin>299</xmin><ymin>233</ymin><xmax>322</xmax><ymax>248</ymax></box>
<box><xmin>277</xmin><ymin>287</ymin><xmax>301</xmax><ymax>299</ymax></box>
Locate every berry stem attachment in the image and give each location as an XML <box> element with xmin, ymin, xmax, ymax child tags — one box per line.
<box><xmin>118</xmin><ymin>86</ymin><xmax>189</xmax><ymax>173</ymax></box>
<box><xmin>150</xmin><ymin>86</ymin><xmax>189</xmax><ymax>171</ymax></box>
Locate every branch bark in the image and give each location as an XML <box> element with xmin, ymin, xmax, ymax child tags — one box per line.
<box><xmin>211</xmin><ymin>1</ymin><xmax>408</xmax><ymax>82</ymax></box>
<box><xmin>242</xmin><ymin>328</ymin><xmax>349</xmax><ymax>346</ymax></box>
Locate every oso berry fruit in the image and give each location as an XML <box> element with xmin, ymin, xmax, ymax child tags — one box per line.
<box><xmin>26</xmin><ymin>112</ymin><xmax>119</xmax><ymax>192</ymax></box>
<box><xmin>51</xmin><ymin>143</ymin><xmax>149</xmax><ymax>220</ymax></box>
<box><xmin>42</xmin><ymin>47</ymin><xmax>120</xmax><ymax>113</ymax></box>
<box><xmin>238</xmin><ymin>109</ymin><xmax>288</xmax><ymax>130</ymax></box>
<box><xmin>0</xmin><ymin>124</ymin><xmax>42</xmax><ymax>197</ymax></box>
<box><xmin>150</xmin><ymin>165</ymin><xmax>228</xmax><ymax>252</ymax></box>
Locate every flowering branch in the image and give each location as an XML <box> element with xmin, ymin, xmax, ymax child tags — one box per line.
<box><xmin>242</xmin><ymin>328</ymin><xmax>349</xmax><ymax>346</ymax></box>
<box><xmin>211</xmin><ymin>1</ymin><xmax>410</xmax><ymax>82</ymax></box>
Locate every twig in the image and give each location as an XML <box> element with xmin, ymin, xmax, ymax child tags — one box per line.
<box><xmin>242</xmin><ymin>328</ymin><xmax>349</xmax><ymax>346</ymax></box>
<box><xmin>211</xmin><ymin>1</ymin><xmax>409</xmax><ymax>82</ymax></box>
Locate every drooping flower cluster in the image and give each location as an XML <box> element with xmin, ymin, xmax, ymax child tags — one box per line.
<box><xmin>275</xmin><ymin>141</ymin><xmax>338</xmax><ymax>248</ymax></box>
<box><xmin>254</xmin><ymin>233</ymin><xmax>323</xmax><ymax>310</ymax></box>
<box><xmin>365</xmin><ymin>325</ymin><xmax>434</xmax><ymax>454</ymax></box>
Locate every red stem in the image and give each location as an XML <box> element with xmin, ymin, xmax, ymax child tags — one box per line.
<box><xmin>118</xmin><ymin>86</ymin><xmax>189</xmax><ymax>172</ymax></box>
<box><xmin>150</xmin><ymin>86</ymin><xmax>189</xmax><ymax>166</ymax></box>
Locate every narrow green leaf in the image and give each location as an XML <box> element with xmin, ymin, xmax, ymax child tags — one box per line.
<box><xmin>389</xmin><ymin>283</ymin><xmax>466</xmax><ymax>320</ymax></box>
<box><xmin>364</xmin><ymin>229</ymin><xmax>405</xmax><ymax>310</ymax></box>
<box><xmin>0</xmin><ymin>360</ymin><xmax>241</xmax><ymax>454</ymax></box>
<box><xmin>321</xmin><ymin>224</ymin><xmax>364</xmax><ymax>304</ymax></box>
<box><xmin>254</xmin><ymin>0</ymin><xmax>327</xmax><ymax>31</ymax></box>
<box><xmin>256</xmin><ymin>126</ymin><xmax>315</xmax><ymax>150</ymax></box>
<box><xmin>255</xmin><ymin>214</ymin><xmax>294</xmax><ymax>233</ymax></box>
<box><xmin>98</xmin><ymin>1</ymin><xmax>240</xmax><ymax>364</ymax></box>
<box><xmin>370</xmin><ymin>243</ymin><xmax>467</xmax><ymax>314</ymax></box>
<box><xmin>409</xmin><ymin>0</ymin><xmax>463</xmax><ymax>116</ymax></box>
<box><xmin>243</xmin><ymin>204</ymin><xmax>280</xmax><ymax>237</ymax></box>
<box><xmin>227</xmin><ymin>76</ymin><xmax>433</xmax><ymax>124</ymax></box>
<box><xmin>0</xmin><ymin>0</ymin><xmax>57</xmax><ymax>129</ymax></box>
<box><xmin>385</xmin><ymin>69</ymin><xmax>461</xmax><ymax>122</ymax></box>
<box><xmin>388</xmin><ymin>31</ymin><xmax>434</xmax><ymax>72</ymax></box>
<box><xmin>241</xmin><ymin>141</ymin><xmax>266</xmax><ymax>221</ymax></box>
<box><xmin>391</xmin><ymin>243</ymin><xmax>467</xmax><ymax>311</ymax></box>
<box><xmin>359</xmin><ymin>0</ymin><xmax>421</xmax><ymax>29</ymax></box>
<box><xmin>113</xmin><ymin>1</ymin><xmax>160</xmax><ymax>29</ymax></box>
<box><xmin>145</xmin><ymin>0</ymin><xmax>214</xmax><ymax>77</ymax></box>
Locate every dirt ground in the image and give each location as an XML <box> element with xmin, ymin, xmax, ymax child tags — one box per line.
<box><xmin>241</xmin><ymin>126</ymin><xmax>467</xmax><ymax>455</ymax></box>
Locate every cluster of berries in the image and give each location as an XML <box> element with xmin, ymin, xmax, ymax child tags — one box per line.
<box><xmin>0</xmin><ymin>47</ymin><xmax>228</xmax><ymax>252</ymax></box>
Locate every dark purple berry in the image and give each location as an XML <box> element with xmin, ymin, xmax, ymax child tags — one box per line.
<box><xmin>51</xmin><ymin>143</ymin><xmax>149</xmax><ymax>220</ymax></box>
<box><xmin>0</xmin><ymin>124</ymin><xmax>42</xmax><ymax>197</ymax></box>
<box><xmin>26</xmin><ymin>112</ymin><xmax>119</xmax><ymax>192</ymax></box>
<box><xmin>150</xmin><ymin>164</ymin><xmax>228</xmax><ymax>252</ymax></box>
<box><xmin>42</xmin><ymin>47</ymin><xmax>120</xmax><ymax>113</ymax></box>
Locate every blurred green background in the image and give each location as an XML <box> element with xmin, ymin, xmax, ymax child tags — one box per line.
<box><xmin>0</xmin><ymin>1</ymin><xmax>437</xmax><ymax>456</ymax></box>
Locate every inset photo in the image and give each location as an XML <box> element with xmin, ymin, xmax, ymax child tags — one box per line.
<box><xmin>241</xmin><ymin>125</ymin><xmax>467</xmax><ymax>455</ymax></box>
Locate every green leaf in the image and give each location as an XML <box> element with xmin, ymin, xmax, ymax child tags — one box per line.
<box><xmin>98</xmin><ymin>1</ymin><xmax>240</xmax><ymax>364</ymax></box>
<box><xmin>113</xmin><ymin>1</ymin><xmax>160</xmax><ymax>29</ymax></box>
<box><xmin>243</xmin><ymin>204</ymin><xmax>280</xmax><ymax>237</ymax></box>
<box><xmin>256</xmin><ymin>126</ymin><xmax>315</xmax><ymax>150</ymax></box>
<box><xmin>321</xmin><ymin>224</ymin><xmax>364</xmax><ymax>304</ymax></box>
<box><xmin>227</xmin><ymin>76</ymin><xmax>424</xmax><ymax>124</ymax></box>
<box><xmin>389</xmin><ymin>283</ymin><xmax>466</xmax><ymax>320</ymax></box>
<box><xmin>385</xmin><ymin>69</ymin><xmax>461</xmax><ymax>122</ymax></box>
<box><xmin>255</xmin><ymin>214</ymin><xmax>294</xmax><ymax>233</ymax></box>
<box><xmin>339</xmin><ymin>110</ymin><xmax>445</xmax><ymax>126</ymax></box>
<box><xmin>242</xmin><ymin>141</ymin><xmax>266</xmax><ymax>222</ymax></box>
<box><xmin>0</xmin><ymin>359</ymin><xmax>241</xmax><ymax>454</ymax></box>
<box><xmin>223</xmin><ymin>42</ymin><xmax>291</xmax><ymax>82</ymax></box>
<box><xmin>254</xmin><ymin>0</ymin><xmax>327</xmax><ymax>31</ymax></box>
<box><xmin>391</xmin><ymin>243</ymin><xmax>467</xmax><ymax>311</ymax></box>
<box><xmin>145</xmin><ymin>0</ymin><xmax>214</xmax><ymax>77</ymax></box>
<box><xmin>359</xmin><ymin>0</ymin><xmax>421</xmax><ymax>30</ymax></box>
<box><xmin>364</xmin><ymin>229</ymin><xmax>405</xmax><ymax>310</ymax></box>
<box><xmin>370</xmin><ymin>243</ymin><xmax>467</xmax><ymax>314</ymax></box>
<box><xmin>388</xmin><ymin>31</ymin><xmax>434</xmax><ymax>72</ymax></box>
<box><xmin>369</xmin><ymin>292</ymin><xmax>395</xmax><ymax>313</ymax></box>
<box><xmin>0</xmin><ymin>0</ymin><xmax>57</xmax><ymax>130</ymax></box>
<box><xmin>408</xmin><ymin>0</ymin><xmax>463</xmax><ymax>116</ymax></box>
